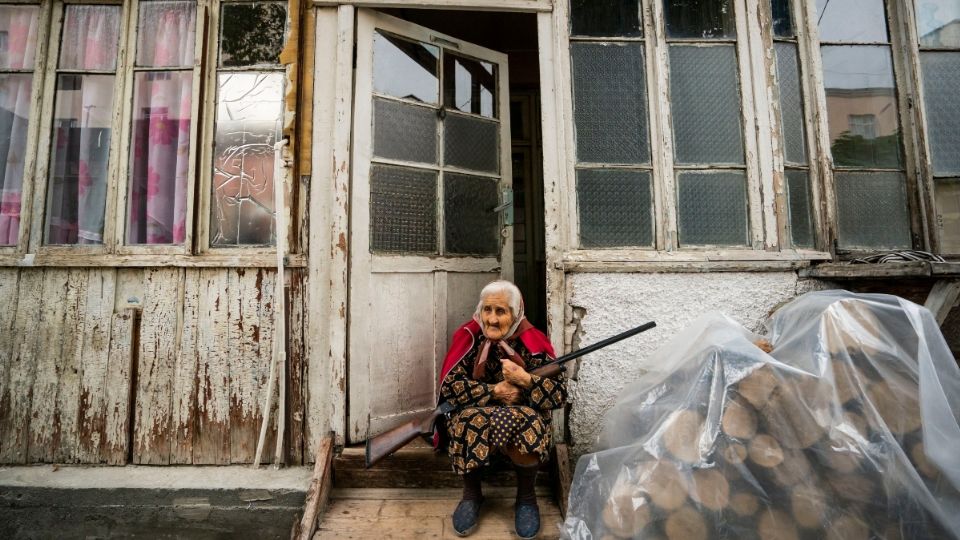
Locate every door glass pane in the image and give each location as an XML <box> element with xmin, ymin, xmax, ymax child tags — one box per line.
<box><xmin>816</xmin><ymin>0</ymin><xmax>888</xmax><ymax>42</ymax></box>
<box><xmin>821</xmin><ymin>46</ymin><xmax>902</xmax><ymax>168</ymax></box>
<box><xmin>211</xmin><ymin>73</ymin><xmax>283</xmax><ymax>246</ymax></box>
<box><xmin>373</xmin><ymin>31</ymin><xmax>439</xmax><ymax>104</ymax></box>
<box><xmin>137</xmin><ymin>1</ymin><xmax>196</xmax><ymax>68</ymax></box>
<box><xmin>920</xmin><ymin>52</ymin><xmax>960</xmax><ymax>175</ymax></box>
<box><xmin>443</xmin><ymin>53</ymin><xmax>496</xmax><ymax>118</ymax></box>
<box><xmin>370</xmin><ymin>164</ymin><xmax>437</xmax><ymax>253</ymax></box>
<box><xmin>0</xmin><ymin>5</ymin><xmax>39</xmax><ymax>69</ymax></box>
<box><xmin>444</xmin><ymin>113</ymin><xmax>499</xmax><ymax>173</ymax></box>
<box><xmin>59</xmin><ymin>5</ymin><xmax>122</xmax><ymax>71</ymax></box>
<box><xmin>45</xmin><ymin>74</ymin><xmax>115</xmax><ymax>245</ymax></box>
<box><xmin>127</xmin><ymin>71</ymin><xmax>193</xmax><ymax>245</ymax></box>
<box><xmin>772</xmin><ymin>0</ymin><xmax>794</xmax><ymax>37</ymax></box>
<box><xmin>219</xmin><ymin>3</ymin><xmax>286</xmax><ymax>67</ymax></box>
<box><xmin>0</xmin><ymin>74</ymin><xmax>33</xmax><ymax>245</ymax></box>
<box><xmin>775</xmin><ymin>43</ymin><xmax>807</xmax><ymax>164</ymax></box>
<box><xmin>916</xmin><ymin>0</ymin><xmax>960</xmax><ymax>48</ymax></box>
<box><xmin>785</xmin><ymin>170</ymin><xmax>814</xmax><ymax>248</ymax></box>
<box><xmin>444</xmin><ymin>173</ymin><xmax>498</xmax><ymax>255</ymax></box>
<box><xmin>664</xmin><ymin>0</ymin><xmax>736</xmax><ymax>39</ymax></box>
<box><xmin>577</xmin><ymin>168</ymin><xmax>653</xmax><ymax>247</ymax></box>
<box><xmin>670</xmin><ymin>45</ymin><xmax>744</xmax><ymax>164</ymax></box>
<box><xmin>570</xmin><ymin>0</ymin><xmax>642</xmax><ymax>37</ymax></box>
<box><xmin>677</xmin><ymin>171</ymin><xmax>748</xmax><ymax>246</ymax></box>
<box><xmin>935</xmin><ymin>178</ymin><xmax>960</xmax><ymax>253</ymax></box>
<box><xmin>835</xmin><ymin>171</ymin><xmax>910</xmax><ymax>248</ymax></box>
<box><xmin>373</xmin><ymin>97</ymin><xmax>437</xmax><ymax>164</ymax></box>
<box><xmin>571</xmin><ymin>43</ymin><xmax>649</xmax><ymax>164</ymax></box>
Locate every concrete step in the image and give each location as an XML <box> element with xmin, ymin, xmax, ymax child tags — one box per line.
<box><xmin>0</xmin><ymin>465</ymin><xmax>312</xmax><ymax>539</ymax></box>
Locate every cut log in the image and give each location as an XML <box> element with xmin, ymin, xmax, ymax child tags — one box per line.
<box><xmin>832</xmin><ymin>360</ymin><xmax>868</xmax><ymax>405</ymax></box>
<box><xmin>770</xmin><ymin>449</ymin><xmax>815</xmax><ymax>487</ymax></box>
<box><xmin>721</xmin><ymin>441</ymin><xmax>747</xmax><ymax>465</ymax></box>
<box><xmin>664</xmin><ymin>506</ymin><xmax>707</xmax><ymax>540</ymax></box>
<box><xmin>753</xmin><ymin>339</ymin><xmax>774</xmax><ymax>353</ymax></box>
<box><xmin>826</xmin><ymin>473</ymin><xmax>875</xmax><ymax>503</ymax></box>
<box><xmin>722</xmin><ymin>398</ymin><xmax>758</xmax><ymax>440</ymax></box>
<box><xmin>790</xmin><ymin>483</ymin><xmax>828</xmax><ymax>528</ymax></box>
<box><xmin>748</xmin><ymin>434</ymin><xmax>784</xmax><ymax>468</ymax></box>
<box><xmin>662</xmin><ymin>409</ymin><xmax>705</xmax><ymax>464</ymax></box>
<box><xmin>825</xmin><ymin>514</ymin><xmax>869</xmax><ymax>540</ymax></box>
<box><xmin>636</xmin><ymin>461</ymin><xmax>688</xmax><ymax>511</ymax></box>
<box><xmin>843</xmin><ymin>411</ymin><xmax>869</xmax><ymax>439</ymax></box>
<box><xmin>737</xmin><ymin>365</ymin><xmax>779</xmax><ymax>409</ymax></box>
<box><xmin>867</xmin><ymin>380</ymin><xmax>921</xmax><ymax>435</ymax></box>
<box><xmin>730</xmin><ymin>492</ymin><xmax>760</xmax><ymax>517</ymax></box>
<box><xmin>759</xmin><ymin>384</ymin><xmax>826</xmax><ymax>449</ymax></box>
<box><xmin>757</xmin><ymin>509</ymin><xmax>799</xmax><ymax>540</ymax></box>
<box><xmin>689</xmin><ymin>468</ymin><xmax>729</xmax><ymax>511</ymax></box>
<box><xmin>601</xmin><ymin>482</ymin><xmax>651</xmax><ymax>539</ymax></box>
<box><xmin>909</xmin><ymin>442</ymin><xmax>940</xmax><ymax>479</ymax></box>
<box><xmin>819</xmin><ymin>434</ymin><xmax>862</xmax><ymax>474</ymax></box>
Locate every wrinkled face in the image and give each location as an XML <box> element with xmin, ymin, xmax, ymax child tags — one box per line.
<box><xmin>480</xmin><ymin>292</ymin><xmax>515</xmax><ymax>341</ymax></box>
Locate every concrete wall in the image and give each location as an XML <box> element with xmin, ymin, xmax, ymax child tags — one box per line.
<box><xmin>565</xmin><ymin>272</ymin><xmax>829</xmax><ymax>458</ymax></box>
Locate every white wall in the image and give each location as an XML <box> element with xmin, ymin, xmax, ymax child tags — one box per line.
<box><xmin>565</xmin><ymin>272</ymin><xmax>829</xmax><ymax>458</ymax></box>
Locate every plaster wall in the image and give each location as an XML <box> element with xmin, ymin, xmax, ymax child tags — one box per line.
<box><xmin>565</xmin><ymin>272</ymin><xmax>829</xmax><ymax>458</ymax></box>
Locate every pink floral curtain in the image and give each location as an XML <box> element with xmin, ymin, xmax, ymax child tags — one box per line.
<box><xmin>0</xmin><ymin>6</ymin><xmax>39</xmax><ymax>245</ymax></box>
<box><xmin>127</xmin><ymin>1</ymin><xmax>195</xmax><ymax>244</ymax></box>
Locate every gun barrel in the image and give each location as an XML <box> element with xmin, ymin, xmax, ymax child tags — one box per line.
<box><xmin>546</xmin><ymin>321</ymin><xmax>656</xmax><ymax>368</ymax></box>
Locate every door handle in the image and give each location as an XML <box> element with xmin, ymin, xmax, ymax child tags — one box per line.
<box><xmin>494</xmin><ymin>187</ymin><xmax>514</xmax><ymax>226</ymax></box>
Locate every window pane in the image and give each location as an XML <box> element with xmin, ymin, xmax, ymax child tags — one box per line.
<box><xmin>935</xmin><ymin>179</ymin><xmax>960</xmax><ymax>253</ymax></box>
<box><xmin>920</xmin><ymin>52</ymin><xmax>960</xmax><ymax>175</ymax></box>
<box><xmin>0</xmin><ymin>5</ymin><xmax>39</xmax><ymax>69</ymax></box>
<box><xmin>137</xmin><ymin>1</ymin><xmax>196</xmax><ymax>68</ymax></box>
<box><xmin>444</xmin><ymin>173</ymin><xmax>498</xmax><ymax>256</ymax></box>
<box><xmin>45</xmin><ymin>74</ymin><xmax>115</xmax><ymax>245</ymax></box>
<box><xmin>916</xmin><ymin>0</ymin><xmax>960</xmax><ymax>48</ymax></box>
<box><xmin>577</xmin><ymin>168</ymin><xmax>652</xmax><ymax>247</ymax></box>
<box><xmin>571</xmin><ymin>43</ymin><xmax>649</xmax><ymax>164</ymax></box>
<box><xmin>664</xmin><ymin>0</ymin><xmax>736</xmax><ymax>39</ymax></box>
<box><xmin>370</xmin><ymin>164</ymin><xmax>437</xmax><ymax>254</ymax></box>
<box><xmin>835</xmin><ymin>171</ymin><xmax>910</xmax><ymax>249</ymax></box>
<box><xmin>785</xmin><ymin>170</ymin><xmax>814</xmax><ymax>247</ymax></box>
<box><xmin>127</xmin><ymin>72</ymin><xmax>193</xmax><ymax>245</ymax></box>
<box><xmin>444</xmin><ymin>113</ymin><xmax>499</xmax><ymax>173</ymax></box>
<box><xmin>821</xmin><ymin>46</ymin><xmax>902</xmax><ymax>168</ymax></box>
<box><xmin>373</xmin><ymin>97</ymin><xmax>437</xmax><ymax>164</ymax></box>
<box><xmin>816</xmin><ymin>0</ymin><xmax>888</xmax><ymax>42</ymax></box>
<box><xmin>0</xmin><ymin>74</ymin><xmax>33</xmax><ymax>245</ymax></box>
<box><xmin>211</xmin><ymin>73</ymin><xmax>283</xmax><ymax>246</ymax></box>
<box><xmin>775</xmin><ymin>43</ymin><xmax>807</xmax><ymax>164</ymax></box>
<box><xmin>373</xmin><ymin>31</ymin><xmax>439</xmax><ymax>104</ymax></box>
<box><xmin>670</xmin><ymin>45</ymin><xmax>744</xmax><ymax>164</ymax></box>
<box><xmin>443</xmin><ymin>54</ymin><xmax>496</xmax><ymax>118</ymax></box>
<box><xmin>771</xmin><ymin>0</ymin><xmax>794</xmax><ymax>37</ymax></box>
<box><xmin>219</xmin><ymin>3</ymin><xmax>285</xmax><ymax>67</ymax></box>
<box><xmin>59</xmin><ymin>5</ymin><xmax>122</xmax><ymax>70</ymax></box>
<box><xmin>677</xmin><ymin>171</ymin><xmax>748</xmax><ymax>246</ymax></box>
<box><xmin>570</xmin><ymin>0</ymin><xmax>642</xmax><ymax>37</ymax></box>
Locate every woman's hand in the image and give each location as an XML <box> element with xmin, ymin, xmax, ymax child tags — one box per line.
<box><xmin>501</xmin><ymin>358</ymin><xmax>533</xmax><ymax>389</ymax></box>
<box><xmin>493</xmin><ymin>381</ymin><xmax>522</xmax><ymax>404</ymax></box>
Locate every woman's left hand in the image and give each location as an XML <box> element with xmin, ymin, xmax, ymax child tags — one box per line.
<box><xmin>501</xmin><ymin>358</ymin><xmax>533</xmax><ymax>389</ymax></box>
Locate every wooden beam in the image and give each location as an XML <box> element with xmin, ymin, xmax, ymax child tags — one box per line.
<box><xmin>924</xmin><ymin>280</ymin><xmax>960</xmax><ymax>326</ymax></box>
<box><xmin>293</xmin><ymin>433</ymin><xmax>336</xmax><ymax>540</ymax></box>
<box><xmin>552</xmin><ymin>443</ymin><xmax>571</xmax><ymax>519</ymax></box>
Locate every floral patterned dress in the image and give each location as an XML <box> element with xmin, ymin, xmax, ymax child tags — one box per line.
<box><xmin>439</xmin><ymin>337</ymin><xmax>567</xmax><ymax>474</ymax></box>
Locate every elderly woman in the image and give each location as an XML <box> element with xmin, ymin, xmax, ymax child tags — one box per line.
<box><xmin>435</xmin><ymin>280</ymin><xmax>567</xmax><ymax>539</ymax></box>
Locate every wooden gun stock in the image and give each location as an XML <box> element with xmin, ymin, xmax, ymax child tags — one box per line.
<box><xmin>364</xmin><ymin>321</ymin><xmax>656</xmax><ymax>468</ymax></box>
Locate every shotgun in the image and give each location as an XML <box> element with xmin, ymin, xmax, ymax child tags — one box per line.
<box><xmin>364</xmin><ymin>321</ymin><xmax>656</xmax><ymax>468</ymax></box>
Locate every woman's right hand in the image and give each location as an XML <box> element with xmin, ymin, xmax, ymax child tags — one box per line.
<box><xmin>492</xmin><ymin>381</ymin><xmax>522</xmax><ymax>405</ymax></box>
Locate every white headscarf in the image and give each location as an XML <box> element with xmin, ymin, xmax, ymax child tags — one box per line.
<box><xmin>473</xmin><ymin>280</ymin><xmax>525</xmax><ymax>340</ymax></box>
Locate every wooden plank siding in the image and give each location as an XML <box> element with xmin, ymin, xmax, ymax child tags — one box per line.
<box><xmin>0</xmin><ymin>267</ymin><xmax>306</xmax><ymax>465</ymax></box>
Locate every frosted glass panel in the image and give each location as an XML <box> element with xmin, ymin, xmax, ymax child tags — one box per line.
<box><xmin>935</xmin><ymin>179</ymin><xmax>960</xmax><ymax>253</ymax></box>
<box><xmin>916</xmin><ymin>0</ymin><xmax>960</xmax><ymax>47</ymax></box>
<box><xmin>137</xmin><ymin>1</ymin><xmax>196</xmax><ymax>68</ymax></box>
<box><xmin>785</xmin><ymin>170</ymin><xmax>813</xmax><ymax>248</ymax></box>
<box><xmin>677</xmin><ymin>171</ymin><xmax>748</xmax><ymax>246</ymax></box>
<box><xmin>821</xmin><ymin>46</ymin><xmax>902</xmax><ymax>169</ymax></box>
<box><xmin>670</xmin><ymin>45</ymin><xmax>744</xmax><ymax>164</ymax></box>
<box><xmin>444</xmin><ymin>113</ymin><xmax>499</xmax><ymax>173</ymax></box>
<box><xmin>775</xmin><ymin>43</ymin><xmax>807</xmax><ymax>165</ymax></box>
<box><xmin>373</xmin><ymin>31</ymin><xmax>439</xmax><ymax>104</ymax></box>
<box><xmin>571</xmin><ymin>43</ymin><xmax>649</xmax><ymax>164</ymax></box>
<box><xmin>816</xmin><ymin>0</ymin><xmax>888</xmax><ymax>42</ymax></box>
<box><xmin>60</xmin><ymin>5</ymin><xmax>121</xmax><ymax>70</ymax></box>
<box><xmin>577</xmin><ymin>168</ymin><xmax>653</xmax><ymax>248</ymax></box>
<box><xmin>443</xmin><ymin>54</ymin><xmax>496</xmax><ymax>118</ymax></box>
<box><xmin>835</xmin><ymin>171</ymin><xmax>910</xmax><ymax>249</ymax></box>
<box><xmin>219</xmin><ymin>3</ymin><xmax>286</xmax><ymax>67</ymax></box>
<box><xmin>211</xmin><ymin>73</ymin><xmax>283</xmax><ymax>246</ymax></box>
<box><xmin>444</xmin><ymin>173</ymin><xmax>499</xmax><ymax>255</ymax></box>
<box><xmin>570</xmin><ymin>0</ymin><xmax>642</xmax><ymax>37</ymax></box>
<box><xmin>373</xmin><ymin>98</ymin><xmax>437</xmax><ymax>164</ymax></box>
<box><xmin>0</xmin><ymin>5</ymin><xmax>39</xmax><ymax>69</ymax></box>
<box><xmin>920</xmin><ymin>52</ymin><xmax>960</xmax><ymax>175</ymax></box>
<box><xmin>370</xmin><ymin>165</ymin><xmax>437</xmax><ymax>253</ymax></box>
<box><xmin>664</xmin><ymin>0</ymin><xmax>736</xmax><ymax>38</ymax></box>
<box><xmin>0</xmin><ymin>74</ymin><xmax>32</xmax><ymax>245</ymax></box>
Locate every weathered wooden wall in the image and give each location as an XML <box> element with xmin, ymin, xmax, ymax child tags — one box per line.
<box><xmin>0</xmin><ymin>267</ymin><xmax>306</xmax><ymax>465</ymax></box>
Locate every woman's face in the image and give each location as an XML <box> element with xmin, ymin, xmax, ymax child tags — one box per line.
<box><xmin>480</xmin><ymin>291</ymin><xmax>515</xmax><ymax>341</ymax></box>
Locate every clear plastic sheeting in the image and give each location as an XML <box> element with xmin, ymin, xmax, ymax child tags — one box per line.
<box><xmin>562</xmin><ymin>290</ymin><xmax>960</xmax><ymax>540</ymax></box>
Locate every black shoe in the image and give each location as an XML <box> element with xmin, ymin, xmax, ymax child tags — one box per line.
<box><xmin>452</xmin><ymin>497</ymin><xmax>483</xmax><ymax>537</ymax></box>
<box><xmin>514</xmin><ymin>502</ymin><xmax>540</xmax><ymax>539</ymax></box>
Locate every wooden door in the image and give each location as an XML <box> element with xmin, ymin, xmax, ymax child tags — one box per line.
<box><xmin>348</xmin><ymin>10</ymin><xmax>513</xmax><ymax>442</ymax></box>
